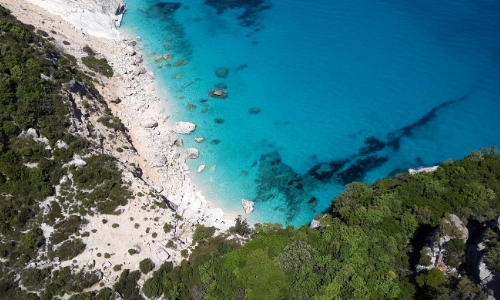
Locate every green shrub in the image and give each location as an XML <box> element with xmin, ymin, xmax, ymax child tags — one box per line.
<box><xmin>82</xmin><ymin>45</ymin><xmax>94</xmax><ymax>56</ymax></box>
<box><xmin>163</xmin><ymin>223</ymin><xmax>174</xmax><ymax>233</ymax></box>
<box><xmin>134</xmin><ymin>223</ymin><xmax>140</xmax><ymax>229</ymax></box>
<box><xmin>113</xmin><ymin>264</ymin><xmax>122</xmax><ymax>272</ymax></box>
<box><xmin>180</xmin><ymin>249</ymin><xmax>188</xmax><ymax>258</ymax></box>
<box><xmin>139</xmin><ymin>258</ymin><xmax>155</xmax><ymax>274</ymax></box>
<box><xmin>166</xmin><ymin>240</ymin><xmax>174</xmax><ymax>248</ymax></box>
<box><xmin>51</xmin><ymin>238</ymin><xmax>85</xmax><ymax>261</ymax></box>
<box><xmin>128</xmin><ymin>249</ymin><xmax>136</xmax><ymax>255</ymax></box>
<box><xmin>36</xmin><ymin>29</ymin><xmax>49</xmax><ymax>37</ymax></box>
<box><xmin>152</xmin><ymin>232</ymin><xmax>157</xmax><ymax>238</ymax></box>
<box><xmin>116</xmin><ymin>147</ymin><xmax>123</xmax><ymax>153</ymax></box>
<box><xmin>63</xmin><ymin>40</ymin><xmax>70</xmax><ymax>45</ymax></box>
<box><xmin>229</xmin><ymin>215</ymin><xmax>252</xmax><ymax>236</ymax></box>
<box><xmin>112</xmin><ymin>223</ymin><xmax>119</xmax><ymax>228</ymax></box>
<box><xmin>192</xmin><ymin>224</ymin><xmax>216</xmax><ymax>244</ymax></box>
<box><xmin>81</xmin><ymin>56</ymin><xmax>113</xmax><ymax>77</ymax></box>
<box><xmin>104</xmin><ymin>253</ymin><xmax>111</xmax><ymax>259</ymax></box>
<box><xmin>113</xmin><ymin>270</ymin><xmax>142</xmax><ymax>300</ymax></box>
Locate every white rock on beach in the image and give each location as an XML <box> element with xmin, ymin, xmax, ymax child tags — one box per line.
<box><xmin>173</xmin><ymin>122</ymin><xmax>196</xmax><ymax>135</ymax></box>
<box><xmin>241</xmin><ymin>199</ymin><xmax>254</xmax><ymax>214</ymax></box>
<box><xmin>142</xmin><ymin>119</ymin><xmax>158</xmax><ymax>129</ymax></box>
<box><xmin>197</xmin><ymin>164</ymin><xmax>206</xmax><ymax>173</ymax></box>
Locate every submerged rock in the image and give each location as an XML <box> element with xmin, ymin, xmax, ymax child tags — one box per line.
<box><xmin>208</xmin><ymin>88</ymin><xmax>227</xmax><ymax>98</ymax></box>
<box><xmin>186</xmin><ymin>103</ymin><xmax>196</xmax><ymax>111</ymax></box>
<box><xmin>173</xmin><ymin>59</ymin><xmax>188</xmax><ymax>67</ymax></box>
<box><xmin>248</xmin><ymin>107</ymin><xmax>261</xmax><ymax>114</ymax></box>
<box><xmin>194</xmin><ymin>137</ymin><xmax>205</xmax><ymax>143</ymax></box>
<box><xmin>215</xmin><ymin>67</ymin><xmax>229</xmax><ymax>78</ymax></box>
<box><xmin>210</xmin><ymin>139</ymin><xmax>221</xmax><ymax>145</ymax></box>
<box><xmin>242</xmin><ymin>199</ymin><xmax>254</xmax><ymax>214</ymax></box>
<box><xmin>198</xmin><ymin>164</ymin><xmax>206</xmax><ymax>173</ymax></box>
<box><xmin>214</xmin><ymin>118</ymin><xmax>225</xmax><ymax>124</ymax></box>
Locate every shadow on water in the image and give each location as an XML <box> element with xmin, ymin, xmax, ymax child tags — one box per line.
<box><xmin>204</xmin><ymin>0</ymin><xmax>272</xmax><ymax>27</ymax></box>
<box><xmin>253</xmin><ymin>93</ymin><xmax>469</xmax><ymax>223</ymax></box>
<box><xmin>143</xmin><ymin>2</ymin><xmax>192</xmax><ymax>58</ymax></box>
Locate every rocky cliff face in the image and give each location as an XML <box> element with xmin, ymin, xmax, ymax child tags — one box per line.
<box><xmin>418</xmin><ymin>214</ymin><xmax>469</xmax><ymax>274</ymax></box>
<box><xmin>27</xmin><ymin>0</ymin><xmax>125</xmax><ymax>38</ymax></box>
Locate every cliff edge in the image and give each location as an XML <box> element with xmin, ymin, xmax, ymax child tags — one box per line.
<box><xmin>26</xmin><ymin>0</ymin><xmax>125</xmax><ymax>39</ymax></box>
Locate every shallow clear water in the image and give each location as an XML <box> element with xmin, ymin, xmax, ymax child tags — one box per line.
<box><xmin>120</xmin><ymin>0</ymin><xmax>500</xmax><ymax>226</ymax></box>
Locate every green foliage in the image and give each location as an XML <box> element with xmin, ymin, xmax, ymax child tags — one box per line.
<box><xmin>180</xmin><ymin>249</ymin><xmax>188</xmax><ymax>258</ymax></box>
<box><xmin>50</xmin><ymin>238</ymin><xmax>85</xmax><ymax>261</ymax></box>
<box><xmin>163</xmin><ymin>222</ymin><xmax>173</xmax><ymax>233</ymax></box>
<box><xmin>81</xmin><ymin>56</ymin><xmax>113</xmax><ymax>78</ymax></box>
<box><xmin>444</xmin><ymin>238</ymin><xmax>466</xmax><ymax>268</ymax></box>
<box><xmin>128</xmin><ymin>249</ymin><xmax>136</xmax><ymax>255</ymax></box>
<box><xmin>229</xmin><ymin>215</ymin><xmax>252</xmax><ymax>236</ymax></box>
<box><xmin>274</xmin><ymin>240</ymin><xmax>317</xmax><ymax>272</ymax></box>
<box><xmin>419</xmin><ymin>248</ymin><xmax>432</xmax><ymax>266</ymax></box>
<box><xmin>113</xmin><ymin>264</ymin><xmax>122</xmax><ymax>272</ymax></box>
<box><xmin>113</xmin><ymin>269</ymin><xmax>142</xmax><ymax>300</ymax></box>
<box><xmin>139</xmin><ymin>258</ymin><xmax>155</xmax><ymax>274</ymax></box>
<box><xmin>192</xmin><ymin>224</ymin><xmax>216</xmax><ymax>244</ymax></box>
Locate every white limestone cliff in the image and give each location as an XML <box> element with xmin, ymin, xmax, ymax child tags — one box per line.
<box><xmin>26</xmin><ymin>0</ymin><xmax>125</xmax><ymax>39</ymax></box>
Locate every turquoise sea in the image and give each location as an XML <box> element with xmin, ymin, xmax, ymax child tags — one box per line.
<box><xmin>119</xmin><ymin>0</ymin><xmax>500</xmax><ymax>226</ymax></box>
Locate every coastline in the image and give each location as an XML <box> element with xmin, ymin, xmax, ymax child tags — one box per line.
<box><xmin>0</xmin><ymin>0</ymin><xmax>240</xmax><ymax>284</ymax></box>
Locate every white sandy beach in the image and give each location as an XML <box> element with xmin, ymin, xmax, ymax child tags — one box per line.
<box><xmin>0</xmin><ymin>0</ymin><xmax>242</xmax><ymax>288</ymax></box>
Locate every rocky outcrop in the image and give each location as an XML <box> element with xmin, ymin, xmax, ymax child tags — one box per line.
<box><xmin>208</xmin><ymin>88</ymin><xmax>227</xmax><ymax>98</ymax></box>
<box><xmin>465</xmin><ymin>218</ymin><xmax>500</xmax><ymax>300</ymax></box>
<box><xmin>409</xmin><ymin>165</ymin><xmax>439</xmax><ymax>175</ymax></box>
<box><xmin>27</xmin><ymin>0</ymin><xmax>126</xmax><ymax>39</ymax></box>
<box><xmin>172</xmin><ymin>122</ymin><xmax>196</xmax><ymax>134</ymax></box>
<box><xmin>418</xmin><ymin>214</ymin><xmax>468</xmax><ymax>274</ymax></box>
<box><xmin>241</xmin><ymin>199</ymin><xmax>254</xmax><ymax>214</ymax></box>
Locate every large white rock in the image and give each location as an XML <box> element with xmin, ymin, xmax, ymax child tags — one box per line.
<box><xmin>241</xmin><ymin>199</ymin><xmax>254</xmax><ymax>214</ymax></box>
<box><xmin>197</xmin><ymin>164</ymin><xmax>206</xmax><ymax>173</ymax></box>
<box><xmin>55</xmin><ymin>140</ymin><xmax>69</xmax><ymax>150</ymax></box>
<box><xmin>186</xmin><ymin>148</ymin><xmax>199</xmax><ymax>159</ymax></box>
<box><xmin>173</xmin><ymin>122</ymin><xmax>196</xmax><ymax>135</ymax></box>
<box><xmin>142</xmin><ymin>119</ymin><xmax>158</xmax><ymax>129</ymax></box>
<box><xmin>26</xmin><ymin>0</ymin><xmax>126</xmax><ymax>39</ymax></box>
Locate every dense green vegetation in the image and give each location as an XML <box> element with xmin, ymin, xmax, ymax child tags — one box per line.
<box><xmin>139</xmin><ymin>149</ymin><xmax>500</xmax><ymax>300</ymax></box>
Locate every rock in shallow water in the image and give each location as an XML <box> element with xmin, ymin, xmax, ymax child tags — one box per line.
<box><xmin>208</xmin><ymin>88</ymin><xmax>227</xmax><ymax>98</ymax></box>
<box><xmin>186</xmin><ymin>148</ymin><xmax>199</xmax><ymax>159</ymax></box>
<box><xmin>248</xmin><ymin>107</ymin><xmax>261</xmax><ymax>114</ymax></box>
<box><xmin>215</xmin><ymin>67</ymin><xmax>229</xmax><ymax>78</ymax></box>
<box><xmin>173</xmin><ymin>122</ymin><xmax>196</xmax><ymax>134</ymax></box>
<box><xmin>241</xmin><ymin>199</ymin><xmax>254</xmax><ymax>214</ymax></box>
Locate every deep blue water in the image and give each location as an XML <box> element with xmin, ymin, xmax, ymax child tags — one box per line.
<box><xmin>120</xmin><ymin>0</ymin><xmax>500</xmax><ymax>226</ymax></box>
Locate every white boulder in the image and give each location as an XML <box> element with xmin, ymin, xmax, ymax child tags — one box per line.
<box><xmin>173</xmin><ymin>122</ymin><xmax>196</xmax><ymax>135</ymax></box>
<box><xmin>241</xmin><ymin>199</ymin><xmax>254</xmax><ymax>214</ymax></box>
<box><xmin>186</xmin><ymin>148</ymin><xmax>199</xmax><ymax>159</ymax></box>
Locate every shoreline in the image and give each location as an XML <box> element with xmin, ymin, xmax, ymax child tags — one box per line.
<box><xmin>0</xmin><ymin>0</ymin><xmax>238</xmax><ymax>230</ymax></box>
<box><xmin>0</xmin><ymin>0</ymin><xmax>243</xmax><ymax>281</ymax></box>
